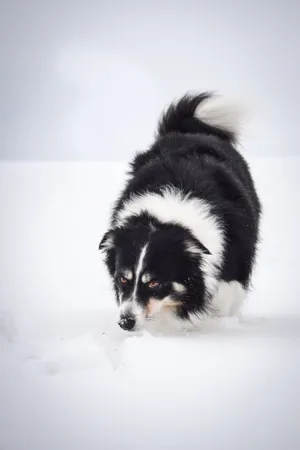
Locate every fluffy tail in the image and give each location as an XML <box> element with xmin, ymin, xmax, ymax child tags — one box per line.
<box><xmin>157</xmin><ymin>92</ymin><xmax>244</xmax><ymax>143</ymax></box>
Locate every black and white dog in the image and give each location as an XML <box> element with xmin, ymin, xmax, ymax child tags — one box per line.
<box><xmin>99</xmin><ymin>92</ymin><xmax>261</xmax><ymax>333</ymax></box>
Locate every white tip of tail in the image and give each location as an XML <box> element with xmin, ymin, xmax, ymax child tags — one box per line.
<box><xmin>194</xmin><ymin>94</ymin><xmax>246</xmax><ymax>139</ymax></box>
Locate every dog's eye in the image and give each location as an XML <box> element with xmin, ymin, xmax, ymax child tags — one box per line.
<box><xmin>148</xmin><ymin>280</ymin><xmax>160</xmax><ymax>289</ymax></box>
<box><xmin>120</xmin><ymin>276</ymin><xmax>128</xmax><ymax>284</ymax></box>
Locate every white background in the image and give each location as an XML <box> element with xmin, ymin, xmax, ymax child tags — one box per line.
<box><xmin>1</xmin><ymin>0</ymin><xmax>300</xmax><ymax>160</ymax></box>
<box><xmin>1</xmin><ymin>1</ymin><xmax>299</xmax><ymax>449</ymax></box>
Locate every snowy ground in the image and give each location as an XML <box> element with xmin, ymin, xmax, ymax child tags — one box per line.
<box><xmin>0</xmin><ymin>158</ymin><xmax>299</xmax><ymax>450</ymax></box>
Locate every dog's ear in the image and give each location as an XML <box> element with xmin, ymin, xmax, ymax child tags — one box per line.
<box><xmin>185</xmin><ymin>238</ymin><xmax>211</xmax><ymax>257</ymax></box>
<box><xmin>99</xmin><ymin>230</ymin><xmax>116</xmax><ymax>252</ymax></box>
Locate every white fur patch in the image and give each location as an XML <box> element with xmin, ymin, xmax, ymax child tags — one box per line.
<box><xmin>141</xmin><ymin>272</ymin><xmax>153</xmax><ymax>283</ymax></box>
<box><xmin>114</xmin><ymin>187</ymin><xmax>224</xmax><ymax>298</ymax></box>
<box><xmin>210</xmin><ymin>280</ymin><xmax>246</xmax><ymax>317</ymax></box>
<box><xmin>100</xmin><ymin>234</ymin><xmax>114</xmax><ymax>252</ymax></box>
<box><xmin>123</xmin><ymin>269</ymin><xmax>133</xmax><ymax>280</ymax></box>
<box><xmin>185</xmin><ymin>241</ymin><xmax>202</xmax><ymax>256</ymax></box>
<box><xmin>195</xmin><ymin>94</ymin><xmax>244</xmax><ymax>139</ymax></box>
<box><xmin>172</xmin><ymin>282</ymin><xmax>186</xmax><ymax>293</ymax></box>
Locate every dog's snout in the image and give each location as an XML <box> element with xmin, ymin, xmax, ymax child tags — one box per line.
<box><xmin>118</xmin><ymin>314</ymin><xmax>136</xmax><ymax>331</ymax></box>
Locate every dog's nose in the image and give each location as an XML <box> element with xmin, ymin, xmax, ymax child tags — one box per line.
<box><xmin>118</xmin><ymin>315</ymin><xmax>136</xmax><ymax>331</ymax></box>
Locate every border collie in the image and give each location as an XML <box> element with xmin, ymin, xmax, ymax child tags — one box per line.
<box><xmin>99</xmin><ymin>92</ymin><xmax>261</xmax><ymax>333</ymax></box>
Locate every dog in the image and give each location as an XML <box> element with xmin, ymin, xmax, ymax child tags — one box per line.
<box><xmin>99</xmin><ymin>92</ymin><xmax>261</xmax><ymax>333</ymax></box>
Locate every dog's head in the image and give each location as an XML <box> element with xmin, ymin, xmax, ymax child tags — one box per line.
<box><xmin>99</xmin><ymin>217</ymin><xmax>211</xmax><ymax>331</ymax></box>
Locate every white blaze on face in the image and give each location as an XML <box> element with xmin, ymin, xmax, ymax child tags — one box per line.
<box><xmin>118</xmin><ymin>243</ymin><xmax>148</xmax><ymax>327</ymax></box>
<box><xmin>132</xmin><ymin>243</ymin><xmax>148</xmax><ymax>301</ymax></box>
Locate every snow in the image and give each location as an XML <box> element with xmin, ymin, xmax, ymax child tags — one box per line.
<box><xmin>0</xmin><ymin>158</ymin><xmax>299</xmax><ymax>450</ymax></box>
